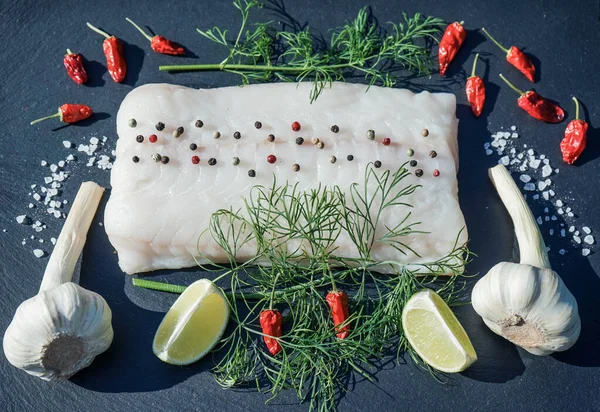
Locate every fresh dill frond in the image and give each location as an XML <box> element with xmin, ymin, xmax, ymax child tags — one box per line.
<box><xmin>161</xmin><ymin>1</ymin><xmax>445</xmax><ymax>102</ymax></box>
<box><xmin>133</xmin><ymin>163</ymin><xmax>471</xmax><ymax>411</ymax></box>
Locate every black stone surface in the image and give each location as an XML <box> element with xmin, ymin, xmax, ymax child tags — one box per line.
<box><xmin>1</xmin><ymin>0</ymin><xmax>599</xmax><ymax>411</ymax></box>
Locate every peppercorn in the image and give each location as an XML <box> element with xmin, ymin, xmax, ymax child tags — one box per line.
<box><xmin>292</xmin><ymin>164</ymin><xmax>300</xmax><ymax>172</ymax></box>
<box><xmin>136</xmin><ymin>135</ymin><xmax>144</xmax><ymax>143</ymax></box>
<box><xmin>382</xmin><ymin>137</ymin><xmax>391</xmax><ymax>146</ymax></box>
<box><xmin>156</xmin><ymin>122</ymin><xmax>165</xmax><ymax>131</ymax></box>
<box><xmin>267</xmin><ymin>155</ymin><xmax>277</xmax><ymax>164</ymax></box>
<box><xmin>312</xmin><ymin>138</ymin><xmax>320</xmax><ymax>145</ymax></box>
<box><xmin>429</xmin><ymin>150</ymin><xmax>437</xmax><ymax>158</ymax></box>
<box><xmin>189</xmin><ymin>143</ymin><xmax>197</xmax><ymax>150</ymax></box>
<box><xmin>149</xmin><ymin>134</ymin><xmax>158</xmax><ymax>143</ymax></box>
<box><xmin>331</xmin><ymin>125</ymin><xmax>339</xmax><ymax>133</ymax></box>
<box><xmin>213</xmin><ymin>131</ymin><xmax>221</xmax><ymax>139</ymax></box>
<box><xmin>374</xmin><ymin>160</ymin><xmax>382</xmax><ymax>168</ymax></box>
<box><xmin>232</xmin><ymin>157</ymin><xmax>240</xmax><ymax>166</ymax></box>
<box><xmin>407</xmin><ymin>148</ymin><xmax>414</xmax><ymax>157</ymax></box>
<box><xmin>421</xmin><ymin>128</ymin><xmax>429</xmax><ymax>137</ymax></box>
<box><xmin>208</xmin><ymin>158</ymin><xmax>217</xmax><ymax>166</ymax></box>
<box><xmin>291</xmin><ymin>121</ymin><xmax>301</xmax><ymax>131</ymax></box>
<box><xmin>255</xmin><ymin>121</ymin><xmax>262</xmax><ymax>129</ymax></box>
<box><xmin>132</xmin><ymin>156</ymin><xmax>139</xmax><ymax>163</ymax></box>
<box><xmin>433</xmin><ymin>169</ymin><xmax>440</xmax><ymax>177</ymax></box>
<box><xmin>267</xmin><ymin>134</ymin><xmax>275</xmax><ymax>142</ymax></box>
<box><xmin>173</xmin><ymin>129</ymin><xmax>181</xmax><ymax>138</ymax></box>
<box><xmin>152</xmin><ymin>153</ymin><xmax>161</xmax><ymax>162</ymax></box>
<box><xmin>296</xmin><ymin>137</ymin><xmax>304</xmax><ymax>145</ymax></box>
<box><xmin>160</xmin><ymin>156</ymin><xmax>170</xmax><ymax>164</ymax></box>
<box><xmin>234</xmin><ymin>131</ymin><xmax>241</xmax><ymax>139</ymax></box>
<box><xmin>248</xmin><ymin>169</ymin><xmax>256</xmax><ymax>177</ymax></box>
<box><xmin>367</xmin><ymin>130</ymin><xmax>375</xmax><ymax>140</ymax></box>
<box><xmin>415</xmin><ymin>169</ymin><xmax>423</xmax><ymax>177</ymax></box>
<box><xmin>175</xmin><ymin>126</ymin><xmax>184</xmax><ymax>137</ymax></box>
<box><xmin>330</xmin><ymin>156</ymin><xmax>337</xmax><ymax>164</ymax></box>
<box><xmin>347</xmin><ymin>155</ymin><xmax>354</xmax><ymax>161</ymax></box>
<box><xmin>195</xmin><ymin>120</ymin><xmax>204</xmax><ymax>128</ymax></box>
<box><xmin>410</xmin><ymin>160</ymin><xmax>417</xmax><ymax>167</ymax></box>
<box><xmin>128</xmin><ymin>119</ymin><xmax>137</xmax><ymax>128</ymax></box>
<box><xmin>191</xmin><ymin>156</ymin><xmax>200</xmax><ymax>164</ymax></box>
<box><xmin>317</xmin><ymin>142</ymin><xmax>324</xmax><ymax>149</ymax></box>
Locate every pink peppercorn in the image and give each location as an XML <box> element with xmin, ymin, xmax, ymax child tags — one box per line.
<box><xmin>291</xmin><ymin>121</ymin><xmax>301</xmax><ymax>131</ymax></box>
<box><xmin>433</xmin><ymin>169</ymin><xmax>440</xmax><ymax>177</ymax></box>
<box><xmin>149</xmin><ymin>134</ymin><xmax>158</xmax><ymax>143</ymax></box>
<box><xmin>382</xmin><ymin>137</ymin><xmax>391</xmax><ymax>146</ymax></box>
<box><xmin>267</xmin><ymin>154</ymin><xmax>277</xmax><ymax>164</ymax></box>
<box><xmin>191</xmin><ymin>156</ymin><xmax>200</xmax><ymax>164</ymax></box>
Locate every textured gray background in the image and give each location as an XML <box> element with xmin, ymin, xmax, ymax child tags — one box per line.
<box><xmin>1</xmin><ymin>0</ymin><xmax>599</xmax><ymax>411</ymax></box>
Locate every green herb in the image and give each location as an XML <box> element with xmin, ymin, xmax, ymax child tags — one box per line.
<box><xmin>134</xmin><ymin>163</ymin><xmax>471</xmax><ymax>411</ymax></box>
<box><xmin>159</xmin><ymin>1</ymin><xmax>444</xmax><ymax>102</ymax></box>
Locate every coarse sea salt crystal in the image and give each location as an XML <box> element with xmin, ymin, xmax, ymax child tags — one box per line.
<box><xmin>556</xmin><ymin>200</ymin><xmax>563</xmax><ymax>207</ymax></box>
<box><xmin>574</xmin><ymin>236</ymin><xmax>581</xmax><ymax>244</ymax></box>
<box><xmin>63</xmin><ymin>141</ymin><xmax>72</xmax><ymax>148</ymax></box>
<box><xmin>530</xmin><ymin>159</ymin><xmax>541</xmax><ymax>169</ymax></box>
<box><xmin>575</xmin><ymin>231</ymin><xmax>579</xmax><ymax>236</ymax></box>
<box><xmin>549</xmin><ymin>229</ymin><xmax>554</xmax><ymax>235</ymax></box>
<box><xmin>485</xmin><ymin>149</ymin><xmax>493</xmax><ymax>155</ymax></box>
<box><xmin>527</xmin><ymin>149</ymin><xmax>535</xmax><ymax>155</ymax></box>
<box><xmin>28</xmin><ymin>203</ymin><xmax>35</xmax><ymax>209</ymax></box>
<box><xmin>33</xmin><ymin>193</ymin><xmax>41</xmax><ymax>201</ymax></box>
<box><xmin>569</xmin><ymin>226</ymin><xmax>576</xmax><ymax>232</ymax></box>
<box><xmin>540</xmin><ymin>155</ymin><xmax>546</xmax><ymax>160</ymax></box>
<box><xmin>538</xmin><ymin>181</ymin><xmax>547</xmax><ymax>191</ymax></box>
<box><xmin>533</xmin><ymin>194</ymin><xmax>540</xmax><ymax>200</ymax></box>
<box><xmin>66</xmin><ymin>154</ymin><xmax>75</xmax><ymax>161</ymax></box>
<box><xmin>50</xmin><ymin>237</ymin><xmax>57</xmax><ymax>245</ymax></box>
<box><xmin>582</xmin><ymin>249</ymin><xmax>591</xmax><ymax>256</ymax></box>
<box><xmin>499</xmin><ymin>156</ymin><xmax>510</xmax><ymax>166</ymax></box>
<box><xmin>58</xmin><ymin>160</ymin><xmax>65</xmax><ymax>168</ymax></box>
<box><xmin>524</xmin><ymin>183</ymin><xmax>536</xmax><ymax>191</ymax></box>
<box><xmin>542</xmin><ymin>191</ymin><xmax>549</xmax><ymax>200</ymax></box>
<box><xmin>87</xmin><ymin>157</ymin><xmax>96</xmax><ymax>167</ymax></box>
<box><xmin>41</xmin><ymin>160</ymin><xmax>48</xmax><ymax>166</ymax></box>
<box><xmin>583</xmin><ymin>227</ymin><xmax>591</xmax><ymax>234</ymax></box>
<box><xmin>33</xmin><ymin>249</ymin><xmax>45</xmax><ymax>258</ymax></box>
<box><xmin>584</xmin><ymin>235</ymin><xmax>594</xmax><ymax>245</ymax></box>
<box><xmin>511</xmin><ymin>126</ymin><xmax>517</xmax><ymax>131</ymax></box>
<box><xmin>542</xmin><ymin>164</ymin><xmax>553</xmax><ymax>177</ymax></box>
<box><xmin>561</xmin><ymin>229</ymin><xmax>566</xmax><ymax>237</ymax></box>
<box><xmin>551</xmin><ymin>215</ymin><xmax>557</xmax><ymax>221</ymax></box>
<box><xmin>16</xmin><ymin>215</ymin><xmax>28</xmax><ymax>224</ymax></box>
<box><xmin>520</xmin><ymin>175</ymin><xmax>531</xmax><ymax>183</ymax></box>
<box><xmin>50</xmin><ymin>164</ymin><xmax>59</xmax><ymax>173</ymax></box>
<box><xmin>30</xmin><ymin>184</ymin><xmax>36</xmax><ymax>189</ymax></box>
<box><xmin>53</xmin><ymin>211</ymin><xmax>61</xmax><ymax>218</ymax></box>
<box><xmin>537</xmin><ymin>216</ymin><xmax>543</xmax><ymax>225</ymax></box>
<box><xmin>545</xmin><ymin>216</ymin><xmax>550</xmax><ymax>222</ymax></box>
<box><xmin>90</xmin><ymin>137</ymin><xmax>99</xmax><ymax>145</ymax></box>
<box><xmin>568</xmin><ymin>212</ymin><xmax>574</xmax><ymax>217</ymax></box>
<box><xmin>544</xmin><ymin>207</ymin><xmax>549</xmax><ymax>213</ymax></box>
<box><xmin>511</xmin><ymin>133</ymin><xmax>519</xmax><ymax>138</ymax></box>
<box><xmin>559</xmin><ymin>249</ymin><xmax>566</xmax><ymax>255</ymax></box>
<box><xmin>549</xmin><ymin>190</ymin><xmax>555</xmax><ymax>197</ymax></box>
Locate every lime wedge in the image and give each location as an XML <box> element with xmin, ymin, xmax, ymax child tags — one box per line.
<box><xmin>153</xmin><ymin>279</ymin><xmax>230</xmax><ymax>365</ymax></box>
<box><xmin>402</xmin><ymin>289</ymin><xmax>477</xmax><ymax>373</ymax></box>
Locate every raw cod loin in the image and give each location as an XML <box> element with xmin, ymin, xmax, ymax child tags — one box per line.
<box><xmin>104</xmin><ymin>82</ymin><xmax>467</xmax><ymax>274</ymax></box>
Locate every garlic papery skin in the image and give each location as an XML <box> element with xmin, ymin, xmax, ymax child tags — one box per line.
<box><xmin>471</xmin><ymin>165</ymin><xmax>580</xmax><ymax>355</ymax></box>
<box><xmin>472</xmin><ymin>262</ymin><xmax>580</xmax><ymax>355</ymax></box>
<box><xmin>2</xmin><ymin>182</ymin><xmax>113</xmax><ymax>381</ymax></box>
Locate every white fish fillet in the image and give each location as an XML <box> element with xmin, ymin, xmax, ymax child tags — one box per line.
<box><xmin>105</xmin><ymin>82</ymin><xmax>467</xmax><ymax>275</ymax></box>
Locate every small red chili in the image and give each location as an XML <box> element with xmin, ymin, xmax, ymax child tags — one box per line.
<box><xmin>259</xmin><ymin>309</ymin><xmax>283</xmax><ymax>356</ymax></box>
<box><xmin>499</xmin><ymin>74</ymin><xmax>564</xmax><ymax>123</ymax></box>
<box><xmin>382</xmin><ymin>137</ymin><xmax>391</xmax><ymax>146</ymax></box>
<box><xmin>291</xmin><ymin>121</ymin><xmax>301</xmax><ymax>131</ymax></box>
<box><xmin>149</xmin><ymin>134</ymin><xmax>158</xmax><ymax>143</ymax></box>
<box><xmin>126</xmin><ymin>18</ymin><xmax>185</xmax><ymax>55</ymax></box>
<box><xmin>267</xmin><ymin>154</ymin><xmax>277</xmax><ymax>164</ymax></box>
<box><xmin>438</xmin><ymin>21</ymin><xmax>466</xmax><ymax>76</ymax></box>
<box><xmin>30</xmin><ymin>104</ymin><xmax>92</xmax><ymax>125</ymax></box>
<box><xmin>326</xmin><ymin>290</ymin><xmax>350</xmax><ymax>339</ymax></box>
<box><xmin>482</xmin><ymin>28</ymin><xmax>535</xmax><ymax>83</ymax></box>
<box><xmin>466</xmin><ymin>53</ymin><xmax>485</xmax><ymax>117</ymax></box>
<box><xmin>87</xmin><ymin>22</ymin><xmax>127</xmax><ymax>83</ymax></box>
<box><xmin>63</xmin><ymin>49</ymin><xmax>88</xmax><ymax>85</ymax></box>
<box><xmin>560</xmin><ymin>97</ymin><xmax>588</xmax><ymax>165</ymax></box>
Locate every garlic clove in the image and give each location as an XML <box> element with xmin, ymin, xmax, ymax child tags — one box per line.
<box><xmin>3</xmin><ymin>282</ymin><xmax>113</xmax><ymax>381</ymax></box>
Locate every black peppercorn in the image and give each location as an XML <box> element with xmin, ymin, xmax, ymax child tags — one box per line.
<box><xmin>234</xmin><ymin>131</ymin><xmax>241</xmax><ymax>139</ymax></box>
<box><xmin>176</xmin><ymin>126</ymin><xmax>184</xmax><ymax>136</ymax></box>
<box><xmin>410</xmin><ymin>160</ymin><xmax>417</xmax><ymax>167</ymax></box>
<box><xmin>189</xmin><ymin>143</ymin><xmax>197</xmax><ymax>150</ymax></box>
<box><xmin>156</xmin><ymin>122</ymin><xmax>165</xmax><ymax>131</ymax></box>
<box><xmin>248</xmin><ymin>169</ymin><xmax>256</xmax><ymax>177</ymax></box>
<box><xmin>296</xmin><ymin>137</ymin><xmax>304</xmax><ymax>145</ymax></box>
<box><xmin>132</xmin><ymin>156</ymin><xmax>139</xmax><ymax>163</ymax></box>
<box><xmin>374</xmin><ymin>160</ymin><xmax>382</xmax><ymax>168</ymax></box>
<box><xmin>254</xmin><ymin>121</ymin><xmax>262</xmax><ymax>129</ymax></box>
<box><xmin>161</xmin><ymin>156</ymin><xmax>170</xmax><ymax>164</ymax></box>
<box><xmin>128</xmin><ymin>119</ymin><xmax>137</xmax><ymax>128</ymax></box>
<box><xmin>208</xmin><ymin>158</ymin><xmax>217</xmax><ymax>166</ymax></box>
<box><xmin>415</xmin><ymin>169</ymin><xmax>423</xmax><ymax>177</ymax></box>
<box><xmin>195</xmin><ymin>120</ymin><xmax>204</xmax><ymax>128</ymax></box>
<box><xmin>152</xmin><ymin>153</ymin><xmax>162</xmax><ymax>162</ymax></box>
<box><xmin>330</xmin><ymin>125</ymin><xmax>339</xmax><ymax>133</ymax></box>
<box><xmin>292</xmin><ymin>164</ymin><xmax>300</xmax><ymax>172</ymax></box>
<box><xmin>429</xmin><ymin>150</ymin><xmax>437</xmax><ymax>158</ymax></box>
<box><xmin>267</xmin><ymin>134</ymin><xmax>275</xmax><ymax>142</ymax></box>
<box><xmin>136</xmin><ymin>135</ymin><xmax>144</xmax><ymax>143</ymax></box>
<box><xmin>347</xmin><ymin>155</ymin><xmax>354</xmax><ymax>161</ymax></box>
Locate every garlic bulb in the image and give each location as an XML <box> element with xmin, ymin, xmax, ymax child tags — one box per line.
<box><xmin>3</xmin><ymin>182</ymin><xmax>114</xmax><ymax>380</ymax></box>
<box><xmin>471</xmin><ymin>165</ymin><xmax>580</xmax><ymax>355</ymax></box>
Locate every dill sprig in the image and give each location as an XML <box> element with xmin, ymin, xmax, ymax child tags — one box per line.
<box><xmin>159</xmin><ymin>1</ymin><xmax>445</xmax><ymax>102</ymax></box>
<box><xmin>133</xmin><ymin>163</ymin><xmax>472</xmax><ymax>411</ymax></box>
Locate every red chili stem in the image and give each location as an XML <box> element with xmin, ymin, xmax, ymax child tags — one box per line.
<box><xmin>86</xmin><ymin>22</ymin><xmax>111</xmax><ymax>38</ymax></box>
<box><xmin>125</xmin><ymin>17</ymin><xmax>154</xmax><ymax>42</ymax></box>
<box><xmin>30</xmin><ymin>111</ymin><xmax>60</xmax><ymax>125</ymax></box>
<box><xmin>470</xmin><ymin>53</ymin><xmax>479</xmax><ymax>77</ymax></box>
<box><xmin>573</xmin><ymin>96</ymin><xmax>580</xmax><ymax>120</ymax></box>
<box><xmin>499</xmin><ymin>74</ymin><xmax>524</xmax><ymax>95</ymax></box>
<box><xmin>481</xmin><ymin>27</ymin><xmax>509</xmax><ymax>53</ymax></box>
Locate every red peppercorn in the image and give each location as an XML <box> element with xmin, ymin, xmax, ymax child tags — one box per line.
<box><xmin>191</xmin><ymin>156</ymin><xmax>200</xmax><ymax>164</ymax></box>
<box><xmin>382</xmin><ymin>137</ymin><xmax>391</xmax><ymax>146</ymax></box>
<box><xmin>291</xmin><ymin>121</ymin><xmax>301</xmax><ymax>131</ymax></box>
<box><xmin>433</xmin><ymin>169</ymin><xmax>440</xmax><ymax>177</ymax></box>
<box><xmin>267</xmin><ymin>155</ymin><xmax>277</xmax><ymax>164</ymax></box>
<box><xmin>148</xmin><ymin>134</ymin><xmax>158</xmax><ymax>143</ymax></box>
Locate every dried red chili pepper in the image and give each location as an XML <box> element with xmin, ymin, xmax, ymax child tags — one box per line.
<box><xmin>438</xmin><ymin>21</ymin><xmax>466</xmax><ymax>76</ymax></box>
<box><xmin>63</xmin><ymin>49</ymin><xmax>88</xmax><ymax>85</ymax></box>
<box><xmin>499</xmin><ymin>74</ymin><xmax>564</xmax><ymax>123</ymax></box>
<box><xmin>326</xmin><ymin>290</ymin><xmax>350</xmax><ymax>339</ymax></box>
<box><xmin>466</xmin><ymin>53</ymin><xmax>485</xmax><ymax>117</ymax></box>
<box><xmin>259</xmin><ymin>309</ymin><xmax>283</xmax><ymax>356</ymax></box>
<box><xmin>126</xmin><ymin>17</ymin><xmax>185</xmax><ymax>55</ymax></box>
<box><xmin>560</xmin><ymin>97</ymin><xmax>588</xmax><ymax>165</ymax></box>
<box><xmin>86</xmin><ymin>22</ymin><xmax>127</xmax><ymax>83</ymax></box>
<box><xmin>30</xmin><ymin>104</ymin><xmax>93</xmax><ymax>125</ymax></box>
<box><xmin>482</xmin><ymin>28</ymin><xmax>535</xmax><ymax>83</ymax></box>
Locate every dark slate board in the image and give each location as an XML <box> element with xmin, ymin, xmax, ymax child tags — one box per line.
<box><xmin>1</xmin><ymin>0</ymin><xmax>599</xmax><ymax>411</ymax></box>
